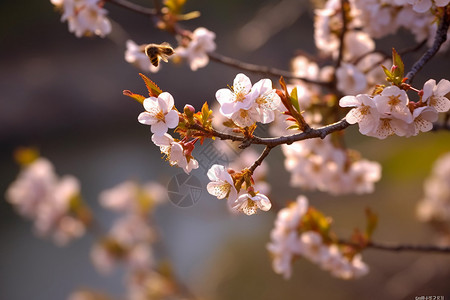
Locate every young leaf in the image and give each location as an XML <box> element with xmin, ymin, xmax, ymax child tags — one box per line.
<box><xmin>290</xmin><ymin>87</ymin><xmax>300</xmax><ymax>113</ymax></box>
<box><xmin>392</xmin><ymin>48</ymin><xmax>404</xmax><ymax>79</ymax></box>
<box><xmin>201</xmin><ymin>101</ymin><xmax>212</xmax><ymax>127</ymax></box>
<box><xmin>139</xmin><ymin>73</ymin><xmax>162</xmax><ymax>97</ymax></box>
<box><xmin>123</xmin><ymin>90</ymin><xmax>146</xmax><ymax>104</ymax></box>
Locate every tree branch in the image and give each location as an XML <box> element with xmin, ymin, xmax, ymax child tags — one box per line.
<box><xmin>105</xmin><ymin>0</ymin><xmax>156</xmax><ymax>16</ymax></box>
<box><xmin>208</xmin><ymin>52</ymin><xmax>332</xmax><ymax>86</ymax></box>
<box><xmin>405</xmin><ymin>7</ymin><xmax>450</xmax><ymax>84</ymax></box>
<box><xmin>249</xmin><ymin>146</ymin><xmax>273</xmax><ymax>174</ymax></box>
<box><xmin>189</xmin><ymin>118</ymin><xmax>351</xmax><ymax>148</ymax></box>
<box><xmin>367</xmin><ymin>241</ymin><xmax>450</xmax><ymax>253</ymax></box>
<box><xmin>335</xmin><ymin>0</ymin><xmax>349</xmax><ymax>70</ymax></box>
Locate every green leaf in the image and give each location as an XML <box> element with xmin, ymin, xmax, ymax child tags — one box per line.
<box><xmin>392</xmin><ymin>48</ymin><xmax>404</xmax><ymax>79</ymax></box>
<box><xmin>123</xmin><ymin>90</ymin><xmax>146</xmax><ymax>104</ymax></box>
<box><xmin>139</xmin><ymin>73</ymin><xmax>162</xmax><ymax>97</ymax></box>
<box><xmin>381</xmin><ymin>65</ymin><xmax>392</xmax><ymax>79</ymax></box>
<box><xmin>290</xmin><ymin>87</ymin><xmax>300</xmax><ymax>113</ymax></box>
<box><xmin>201</xmin><ymin>101</ymin><xmax>211</xmax><ymax>127</ymax></box>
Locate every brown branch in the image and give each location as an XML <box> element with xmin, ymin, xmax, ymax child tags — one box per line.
<box><xmin>105</xmin><ymin>0</ymin><xmax>156</xmax><ymax>16</ymax></box>
<box><xmin>207</xmin><ymin>52</ymin><xmax>332</xmax><ymax>86</ymax></box>
<box><xmin>249</xmin><ymin>146</ymin><xmax>273</xmax><ymax>174</ymax></box>
<box><xmin>367</xmin><ymin>241</ymin><xmax>450</xmax><ymax>253</ymax></box>
<box><xmin>188</xmin><ymin>118</ymin><xmax>350</xmax><ymax>148</ymax></box>
<box><xmin>405</xmin><ymin>7</ymin><xmax>450</xmax><ymax>84</ymax></box>
<box><xmin>340</xmin><ymin>239</ymin><xmax>450</xmax><ymax>253</ymax></box>
<box><xmin>335</xmin><ymin>0</ymin><xmax>349</xmax><ymax>70</ymax></box>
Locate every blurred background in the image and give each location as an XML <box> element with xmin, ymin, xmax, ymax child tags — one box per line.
<box><xmin>1</xmin><ymin>0</ymin><xmax>450</xmax><ymax>299</ymax></box>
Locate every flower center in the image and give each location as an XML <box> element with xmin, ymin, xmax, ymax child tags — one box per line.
<box><xmin>387</xmin><ymin>95</ymin><xmax>401</xmax><ymax>107</ymax></box>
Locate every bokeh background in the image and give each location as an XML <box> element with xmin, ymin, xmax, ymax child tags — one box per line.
<box><xmin>1</xmin><ymin>0</ymin><xmax>450</xmax><ymax>299</ymax></box>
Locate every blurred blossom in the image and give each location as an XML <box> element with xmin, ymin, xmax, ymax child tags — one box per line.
<box><xmin>267</xmin><ymin>196</ymin><xmax>369</xmax><ymax>279</ymax></box>
<box><xmin>67</xmin><ymin>289</ymin><xmax>111</xmax><ymax>300</ymax></box>
<box><xmin>417</xmin><ymin>152</ymin><xmax>450</xmax><ymax>224</ymax></box>
<box><xmin>100</xmin><ymin>180</ymin><xmax>167</xmax><ymax>214</ymax></box>
<box><xmin>6</xmin><ymin>158</ymin><xmax>87</xmax><ymax>246</ymax></box>
<box><xmin>92</xmin><ymin>180</ymin><xmax>167</xmax><ymax>274</ymax></box>
<box><xmin>51</xmin><ymin>0</ymin><xmax>111</xmax><ymax>38</ymax></box>
<box><xmin>175</xmin><ymin>27</ymin><xmax>216</xmax><ymax>71</ymax></box>
<box><xmin>282</xmin><ymin>137</ymin><xmax>381</xmax><ymax>195</ymax></box>
<box><xmin>126</xmin><ymin>270</ymin><xmax>177</xmax><ymax>300</ymax></box>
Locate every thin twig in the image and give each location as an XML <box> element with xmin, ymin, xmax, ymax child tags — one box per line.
<box><xmin>367</xmin><ymin>241</ymin><xmax>450</xmax><ymax>253</ymax></box>
<box><xmin>405</xmin><ymin>8</ymin><xmax>450</xmax><ymax>84</ymax></box>
<box><xmin>208</xmin><ymin>52</ymin><xmax>332</xmax><ymax>86</ymax></box>
<box><xmin>249</xmin><ymin>146</ymin><xmax>273</xmax><ymax>174</ymax></box>
<box><xmin>105</xmin><ymin>0</ymin><xmax>156</xmax><ymax>16</ymax></box>
<box><xmin>189</xmin><ymin>118</ymin><xmax>351</xmax><ymax>148</ymax></box>
<box><xmin>335</xmin><ymin>0</ymin><xmax>349</xmax><ymax>70</ymax></box>
<box><xmin>339</xmin><ymin>239</ymin><xmax>450</xmax><ymax>253</ymax></box>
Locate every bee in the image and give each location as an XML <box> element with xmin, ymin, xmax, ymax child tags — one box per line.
<box><xmin>144</xmin><ymin>42</ymin><xmax>174</xmax><ymax>67</ymax></box>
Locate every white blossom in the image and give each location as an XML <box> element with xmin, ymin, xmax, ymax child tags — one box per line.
<box><xmin>138</xmin><ymin>92</ymin><xmax>179</xmax><ymax>136</ymax></box>
<box><xmin>206</xmin><ymin>164</ymin><xmax>237</xmax><ymax>202</ymax></box>
<box><xmin>216</xmin><ymin>73</ymin><xmax>258</xmax><ymax>117</ymax></box>
<box><xmin>5</xmin><ymin>158</ymin><xmax>85</xmax><ymax>245</ymax></box>
<box><xmin>336</xmin><ymin>63</ymin><xmax>367</xmax><ymax>95</ymax></box>
<box><xmin>340</xmin><ymin>94</ymin><xmax>380</xmax><ymax>135</ymax></box>
<box><xmin>175</xmin><ymin>27</ymin><xmax>216</xmax><ymax>71</ymax></box>
<box><xmin>422</xmin><ymin>79</ymin><xmax>450</xmax><ymax>112</ymax></box>
<box><xmin>52</xmin><ymin>0</ymin><xmax>111</xmax><ymax>38</ymax></box>
<box><xmin>374</xmin><ymin>86</ymin><xmax>413</xmax><ymax>123</ymax></box>
<box><xmin>231</xmin><ymin>193</ymin><xmax>272</xmax><ymax>215</ymax></box>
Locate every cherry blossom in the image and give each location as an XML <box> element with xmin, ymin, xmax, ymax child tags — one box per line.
<box><xmin>231</xmin><ymin>193</ymin><xmax>272</xmax><ymax>215</ymax></box>
<box><xmin>216</xmin><ymin>73</ymin><xmax>258</xmax><ymax>117</ymax></box>
<box><xmin>422</xmin><ymin>79</ymin><xmax>450</xmax><ymax>112</ymax></box>
<box><xmin>5</xmin><ymin>157</ymin><xmax>86</xmax><ymax>245</ymax></box>
<box><xmin>374</xmin><ymin>86</ymin><xmax>413</xmax><ymax>123</ymax></box>
<box><xmin>51</xmin><ymin>0</ymin><xmax>111</xmax><ymax>38</ymax></box>
<box><xmin>252</xmin><ymin>79</ymin><xmax>282</xmax><ymax>124</ymax></box>
<box><xmin>339</xmin><ymin>94</ymin><xmax>380</xmax><ymax>135</ymax></box>
<box><xmin>100</xmin><ymin>180</ymin><xmax>167</xmax><ymax>214</ymax></box>
<box><xmin>336</xmin><ymin>63</ymin><xmax>368</xmax><ymax>95</ymax></box>
<box><xmin>138</xmin><ymin>92</ymin><xmax>179</xmax><ymax>136</ymax></box>
<box><xmin>175</xmin><ymin>27</ymin><xmax>216</xmax><ymax>71</ymax></box>
<box><xmin>206</xmin><ymin>164</ymin><xmax>237</xmax><ymax>202</ymax></box>
<box><xmin>417</xmin><ymin>152</ymin><xmax>450</xmax><ymax>223</ymax></box>
<box><xmin>169</xmin><ymin>142</ymin><xmax>199</xmax><ymax>174</ymax></box>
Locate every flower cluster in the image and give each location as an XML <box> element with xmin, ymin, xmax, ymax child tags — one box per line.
<box><xmin>216</xmin><ymin>73</ymin><xmax>281</xmax><ymax>127</ymax></box>
<box><xmin>282</xmin><ymin>137</ymin><xmax>381</xmax><ymax>195</ymax></box>
<box><xmin>91</xmin><ymin>180</ymin><xmax>167</xmax><ymax>274</ymax></box>
<box><xmin>417</xmin><ymin>152</ymin><xmax>450</xmax><ymax>224</ymax></box>
<box><xmin>267</xmin><ymin>196</ymin><xmax>369</xmax><ymax>279</ymax></box>
<box><xmin>51</xmin><ymin>0</ymin><xmax>111</xmax><ymax>38</ymax></box>
<box><xmin>340</xmin><ymin>80</ymin><xmax>450</xmax><ymax>139</ymax></box>
<box><xmin>5</xmin><ymin>157</ymin><xmax>88</xmax><ymax>245</ymax></box>
<box><xmin>137</xmin><ymin>92</ymin><xmax>199</xmax><ymax>174</ymax></box>
<box><xmin>175</xmin><ymin>27</ymin><xmax>216</xmax><ymax>71</ymax></box>
<box><xmin>207</xmin><ymin>164</ymin><xmax>272</xmax><ymax>215</ymax></box>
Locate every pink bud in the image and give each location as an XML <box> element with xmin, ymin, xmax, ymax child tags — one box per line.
<box><xmin>184</xmin><ymin>104</ymin><xmax>195</xmax><ymax>113</ymax></box>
